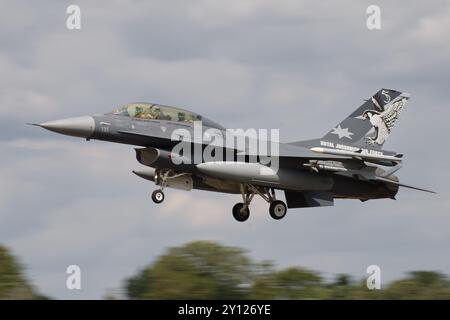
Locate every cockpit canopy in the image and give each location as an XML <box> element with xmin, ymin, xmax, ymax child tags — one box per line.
<box><xmin>109</xmin><ymin>103</ymin><xmax>224</xmax><ymax>129</ymax></box>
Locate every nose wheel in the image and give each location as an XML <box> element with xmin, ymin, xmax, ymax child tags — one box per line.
<box><xmin>151</xmin><ymin>189</ymin><xmax>165</xmax><ymax>204</ymax></box>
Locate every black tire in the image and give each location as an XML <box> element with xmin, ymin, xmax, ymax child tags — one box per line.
<box><xmin>151</xmin><ymin>190</ymin><xmax>165</xmax><ymax>204</ymax></box>
<box><xmin>269</xmin><ymin>200</ymin><xmax>287</xmax><ymax>220</ymax></box>
<box><xmin>232</xmin><ymin>203</ymin><xmax>250</xmax><ymax>222</ymax></box>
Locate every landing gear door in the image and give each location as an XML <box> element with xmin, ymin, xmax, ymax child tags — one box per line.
<box><xmin>160</xmin><ymin>175</ymin><xmax>193</xmax><ymax>191</ymax></box>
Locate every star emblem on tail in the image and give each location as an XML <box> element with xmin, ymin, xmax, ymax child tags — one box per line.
<box><xmin>331</xmin><ymin>125</ymin><xmax>354</xmax><ymax>139</ymax></box>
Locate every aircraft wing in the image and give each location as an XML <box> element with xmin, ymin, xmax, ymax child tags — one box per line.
<box><xmin>121</xmin><ymin>130</ymin><xmax>352</xmax><ymax>162</ymax></box>
<box><xmin>121</xmin><ymin>129</ymin><xmax>401</xmax><ymax>166</ymax></box>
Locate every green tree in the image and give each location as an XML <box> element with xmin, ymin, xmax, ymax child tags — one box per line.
<box><xmin>322</xmin><ymin>274</ymin><xmax>359</xmax><ymax>299</ymax></box>
<box><xmin>383</xmin><ymin>271</ymin><xmax>450</xmax><ymax>299</ymax></box>
<box><xmin>324</xmin><ymin>271</ymin><xmax>450</xmax><ymax>300</ymax></box>
<box><xmin>126</xmin><ymin>241</ymin><xmax>255</xmax><ymax>299</ymax></box>
<box><xmin>0</xmin><ymin>245</ymin><xmax>42</xmax><ymax>299</ymax></box>
<box><xmin>124</xmin><ymin>240</ymin><xmax>450</xmax><ymax>300</ymax></box>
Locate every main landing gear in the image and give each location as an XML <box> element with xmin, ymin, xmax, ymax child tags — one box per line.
<box><xmin>232</xmin><ymin>184</ymin><xmax>288</xmax><ymax>222</ymax></box>
<box><xmin>232</xmin><ymin>203</ymin><xmax>250</xmax><ymax>222</ymax></box>
<box><xmin>151</xmin><ymin>169</ymin><xmax>171</xmax><ymax>204</ymax></box>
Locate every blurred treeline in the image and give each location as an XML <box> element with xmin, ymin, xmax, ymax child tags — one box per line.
<box><xmin>126</xmin><ymin>241</ymin><xmax>450</xmax><ymax>300</ymax></box>
<box><xmin>1</xmin><ymin>242</ymin><xmax>450</xmax><ymax>299</ymax></box>
<box><xmin>0</xmin><ymin>246</ymin><xmax>45</xmax><ymax>299</ymax></box>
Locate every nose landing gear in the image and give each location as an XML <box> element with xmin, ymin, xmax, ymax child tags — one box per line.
<box><xmin>232</xmin><ymin>184</ymin><xmax>288</xmax><ymax>222</ymax></box>
<box><xmin>151</xmin><ymin>169</ymin><xmax>170</xmax><ymax>204</ymax></box>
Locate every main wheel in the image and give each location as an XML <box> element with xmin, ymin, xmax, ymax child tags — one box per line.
<box><xmin>151</xmin><ymin>189</ymin><xmax>165</xmax><ymax>204</ymax></box>
<box><xmin>269</xmin><ymin>200</ymin><xmax>287</xmax><ymax>220</ymax></box>
<box><xmin>232</xmin><ymin>203</ymin><xmax>250</xmax><ymax>222</ymax></box>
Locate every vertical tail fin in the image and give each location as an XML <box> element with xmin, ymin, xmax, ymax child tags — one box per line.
<box><xmin>321</xmin><ymin>89</ymin><xmax>410</xmax><ymax>149</ymax></box>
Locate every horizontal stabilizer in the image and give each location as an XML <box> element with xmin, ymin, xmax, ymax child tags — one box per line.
<box><xmin>380</xmin><ymin>164</ymin><xmax>402</xmax><ymax>178</ymax></box>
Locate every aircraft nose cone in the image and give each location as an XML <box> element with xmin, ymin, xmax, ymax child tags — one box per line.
<box><xmin>40</xmin><ymin>116</ymin><xmax>95</xmax><ymax>138</ymax></box>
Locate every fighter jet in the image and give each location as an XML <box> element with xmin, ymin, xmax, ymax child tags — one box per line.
<box><xmin>32</xmin><ymin>88</ymin><xmax>434</xmax><ymax>222</ymax></box>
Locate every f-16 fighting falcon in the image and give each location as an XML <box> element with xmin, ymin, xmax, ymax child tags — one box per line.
<box><xmin>32</xmin><ymin>88</ymin><xmax>434</xmax><ymax>222</ymax></box>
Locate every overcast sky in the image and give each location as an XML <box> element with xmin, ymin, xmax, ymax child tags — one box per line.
<box><xmin>1</xmin><ymin>0</ymin><xmax>449</xmax><ymax>299</ymax></box>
